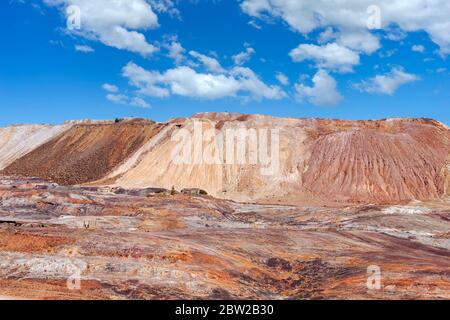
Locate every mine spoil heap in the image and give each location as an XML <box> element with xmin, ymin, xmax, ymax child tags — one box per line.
<box><xmin>2</xmin><ymin>120</ymin><xmax>162</xmax><ymax>186</ymax></box>
<box><xmin>0</xmin><ymin>115</ymin><xmax>449</xmax><ymax>300</ymax></box>
<box><xmin>1</xmin><ymin>114</ymin><xmax>449</xmax><ymax>205</ymax></box>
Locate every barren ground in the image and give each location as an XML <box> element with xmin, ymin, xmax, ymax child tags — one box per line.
<box><xmin>0</xmin><ymin>177</ymin><xmax>448</xmax><ymax>300</ymax></box>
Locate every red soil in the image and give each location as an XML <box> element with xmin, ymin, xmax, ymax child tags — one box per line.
<box><xmin>1</xmin><ymin>122</ymin><xmax>162</xmax><ymax>185</ymax></box>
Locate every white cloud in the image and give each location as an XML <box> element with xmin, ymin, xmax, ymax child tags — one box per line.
<box><xmin>230</xmin><ymin>66</ymin><xmax>287</xmax><ymax>100</ymax></box>
<box><xmin>148</xmin><ymin>0</ymin><xmax>179</xmax><ymax>18</ymax></box>
<box><xmin>385</xmin><ymin>29</ymin><xmax>407</xmax><ymax>41</ymax></box>
<box><xmin>275</xmin><ymin>72</ymin><xmax>289</xmax><ymax>85</ymax></box>
<box><xmin>166</xmin><ymin>40</ymin><xmax>185</xmax><ymax>64</ymax></box>
<box><xmin>289</xmin><ymin>43</ymin><xmax>360</xmax><ymax>73</ymax></box>
<box><xmin>130</xmin><ymin>97</ymin><xmax>151</xmax><ymax>108</ymax></box>
<box><xmin>44</xmin><ymin>0</ymin><xmax>159</xmax><ymax>56</ymax></box>
<box><xmin>189</xmin><ymin>51</ymin><xmax>225</xmax><ymax>73</ymax></box>
<box><xmin>74</xmin><ymin>44</ymin><xmax>94</xmax><ymax>52</ymax></box>
<box><xmin>106</xmin><ymin>93</ymin><xmax>150</xmax><ymax>108</ymax></box>
<box><xmin>106</xmin><ymin>93</ymin><xmax>129</xmax><ymax>104</ymax></box>
<box><xmin>103</xmin><ymin>82</ymin><xmax>150</xmax><ymax>108</ymax></box>
<box><xmin>379</xmin><ymin>49</ymin><xmax>397</xmax><ymax>59</ymax></box>
<box><xmin>124</xmin><ymin>63</ymin><xmax>239</xmax><ymax>99</ymax></box>
<box><xmin>122</xmin><ymin>62</ymin><xmax>285</xmax><ymax>101</ymax></box>
<box><xmin>354</xmin><ymin>67</ymin><xmax>420</xmax><ymax>95</ymax></box>
<box><xmin>412</xmin><ymin>44</ymin><xmax>425</xmax><ymax>53</ymax></box>
<box><xmin>318</xmin><ymin>27</ymin><xmax>336</xmax><ymax>44</ymax></box>
<box><xmin>240</xmin><ymin>0</ymin><xmax>450</xmax><ymax>55</ymax></box>
<box><xmin>248</xmin><ymin>20</ymin><xmax>262</xmax><ymax>29</ymax></box>
<box><xmin>295</xmin><ymin>70</ymin><xmax>343</xmax><ymax>106</ymax></box>
<box><xmin>336</xmin><ymin>31</ymin><xmax>380</xmax><ymax>54</ymax></box>
<box><xmin>232</xmin><ymin>47</ymin><xmax>255</xmax><ymax>65</ymax></box>
<box><xmin>102</xmin><ymin>83</ymin><xmax>119</xmax><ymax>93</ymax></box>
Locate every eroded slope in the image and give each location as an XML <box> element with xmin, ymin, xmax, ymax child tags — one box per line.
<box><xmin>303</xmin><ymin>129</ymin><xmax>446</xmax><ymax>203</ymax></box>
<box><xmin>102</xmin><ymin>114</ymin><xmax>450</xmax><ymax>204</ymax></box>
<box><xmin>2</xmin><ymin>114</ymin><xmax>449</xmax><ymax>205</ymax></box>
<box><xmin>0</xmin><ymin>124</ymin><xmax>70</xmax><ymax>170</ymax></box>
<box><xmin>2</xmin><ymin>121</ymin><xmax>162</xmax><ymax>185</ymax></box>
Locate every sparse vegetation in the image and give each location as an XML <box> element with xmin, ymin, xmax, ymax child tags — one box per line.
<box><xmin>181</xmin><ymin>188</ymin><xmax>208</xmax><ymax>196</ymax></box>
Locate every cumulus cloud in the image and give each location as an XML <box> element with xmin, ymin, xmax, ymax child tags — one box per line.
<box><xmin>130</xmin><ymin>96</ymin><xmax>151</xmax><ymax>108</ymax></box>
<box><xmin>232</xmin><ymin>47</ymin><xmax>255</xmax><ymax>65</ymax></box>
<box><xmin>122</xmin><ymin>61</ymin><xmax>285</xmax><ymax>101</ymax></box>
<box><xmin>102</xmin><ymin>83</ymin><xmax>119</xmax><ymax>93</ymax></box>
<box><xmin>354</xmin><ymin>67</ymin><xmax>420</xmax><ymax>95</ymax></box>
<box><xmin>166</xmin><ymin>40</ymin><xmax>186</xmax><ymax>64</ymax></box>
<box><xmin>290</xmin><ymin>43</ymin><xmax>360</xmax><ymax>73</ymax></box>
<box><xmin>148</xmin><ymin>0</ymin><xmax>179</xmax><ymax>18</ymax></box>
<box><xmin>385</xmin><ymin>29</ymin><xmax>407</xmax><ymax>42</ymax></box>
<box><xmin>240</xmin><ymin>0</ymin><xmax>450</xmax><ymax>55</ymax></box>
<box><xmin>106</xmin><ymin>93</ymin><xmax>129</xmax><ymax>104</ymax></box>
<box><xmin>230</xmin><ymin>66</ymin><xmax>287</xmax><ymax>100</ymax></box>
<box><xmin>189</xmin><ymin>51</ymin><xmax>225</xmax><ymax>73</ymax></box>
<box><xmin>336</xmin><ymin>31</ymin><xmax>380</xmax><ymax>54</ymax></box>
<box><xmin>275</xmin><ymin>72</ymin><xmax>289</xmax><ymax>86</ymax></box>
<box><xmin>103</xmin><ymin>83</ymin><xmax>149</xmax><ymax>108</ymax></box>
<box><xmin>44</xmin><ymin>0</ymin><xmax>159</xmax><ymax>56</ymax></box>
<box><xmin>74</xmin><ymin>44</ymin><xmax>94</xmax><ymax>53</ymax></box>
<box><xmin>295</xmin><ymin>70</ymin><xmax>343</xmax><ymax>106</ymax></box>
<box><xmin>412</xmin><ymin>45</ymin><xmax>425</xmax><ymax>53</ymax></box>
<box><xmin>106</xmin><ymin>93</ymin><xmax>150</xmax><ymax>108</ymax></box>
<box><xmin>318</xmin><ymin>27</ymin><xmax>337</xmax><ymax>44</ymax></box>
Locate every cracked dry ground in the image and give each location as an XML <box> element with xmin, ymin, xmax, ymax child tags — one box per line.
<box><xmin>0</xmin><ymin>177</ymin><xmax>449</xmax><ymax>300</ymax></box>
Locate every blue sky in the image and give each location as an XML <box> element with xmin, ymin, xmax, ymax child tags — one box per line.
<box><xmin>1</xmin><ymin>0</ymin><xmax>449</xmax><ymax>126</ymax></box>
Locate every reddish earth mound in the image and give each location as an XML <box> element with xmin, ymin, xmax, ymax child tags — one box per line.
<box><xmin>1</xmin><ymin>114</ymin><xmax>449</xmax><ymax>204</ymax></box>
<box><xmin>1</xmin><ymin>122</ymin><xmax>162</xmax><ymax>185</ymax></box>
<box><xmin>303</xmin><ymin>129</ymin><xmax>447</xmax><ymax>203</ymax></box>
<box><xmin>104</xmin><ymin>114</ymin><xmax>450</xmax><ymax>204</ymax></box>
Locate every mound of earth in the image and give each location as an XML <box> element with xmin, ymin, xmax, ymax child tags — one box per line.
<box><xmin>100</xmin><ymin>114</ymin><xmax>450</xmax><ymax>204</ymax></box>
<box><xmin>2</xmin><ymin>121</ymin><xmax>162</xmax><ymax>185</ymax></box>
<box><xmin>0</xmin><ymin>124</ymin><xmax>70</xmax><ymax>170</ymax></box>
<box><xmin>303</xmin><ymin>128</ymin><xmax>446</xmax><ymax>203</ymax></box>
<box><xmin>1</xmin><ymin>114</ymin><xmax>449</xmax><ymax>205</ymax></box>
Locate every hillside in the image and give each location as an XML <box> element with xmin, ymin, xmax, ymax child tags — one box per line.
<box><xmin>2</xmin><ymin>120</ymin><xmax>162</xmax><ymax>185</ymax></box>
<box><xmin>0</xmin><ymin>124</ymin><xmax>70</xmax><ymax>171</ymax></box>
<box><xmin>1</xmin><ymin>114</ymin><xmax>449</xmax><ymax>205</ymax></box>
<box><xmin>0</xmin><ymin>115</ymin><xmax>449</xmax><ymax>300</ymax></box>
